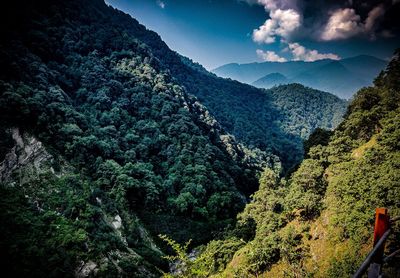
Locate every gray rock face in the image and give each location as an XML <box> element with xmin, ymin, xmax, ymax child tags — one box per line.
<box><xmin>112</xmin><ymin>215</ymin><xmax>122</xmax><ymax>230</ymax></box>
<box><xmin>75</xmin><ymin>261</ymin><xmax>98</xmax><ymax>278</ymax></box>
<box><xmin>0</xmin><ymin>128</ymin><xmax>53</xmax><ymax>184</ymax></box>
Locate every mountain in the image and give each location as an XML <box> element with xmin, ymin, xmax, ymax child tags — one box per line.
<box><xmin>340</xmin><ymin>54</ymin><xmax>389</xmax><ymax>81</ymax></box>
<box><xmin>214</xmin><ymin>55</ymin><xmax>388</xmax><ymax>99</ymax></box>
<box><xmin>214</xmin><ymin>60</ymin><xmax>330</xmax><ymax>84</ymax></box>
<box><xmin>252</xmin><ymin>72</ymin><xmax>289</xmax><ymax>88</ymax></box>
<box><xmin>267</xmin><ymin>84</ymin><xmax>346</xmax><ymax>139</ymax></box>
<box><xmin>291</xmin><ymin>60</ymin><xmax>367</xmax><ymax>99</ymax></box>
<box><xmin>0</xmin><ymin>0</ymin><xmax>347</xmax><ymax>276</ymax></box>
<box><xmin>175</xmin><ymin>76</ymin><xmax>347</xmax><ymax>170</ymax></box>
<box><xmin>183</xmin><ymin>51</ymin><xmax>400</xmax><ymax>277</ymax></box>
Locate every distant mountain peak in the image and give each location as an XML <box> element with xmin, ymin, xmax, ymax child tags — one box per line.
<box><xmin>344</xmin><ymin>54</ymin><xmax>384</xmax><ymax>60</ymax></box>
<box><xmin>252</xmin><ymin>72</ymin><xmax>289</xmax><ymax>89</ymax></box>
<box><xmin>213</xmin><ymin>55</ymin><xmax>388</xmax><ymax>99</ymax></box>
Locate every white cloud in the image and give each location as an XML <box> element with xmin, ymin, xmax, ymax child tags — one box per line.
<box><xmin>250</xmin><ymin>0</ymin><xmax>301</xmax><ymax>44</ymax></box>
<box><xmin>288</xmin><ymin>43</ymin><xmax>340</xmax><ymax>62</ymax></box>
<box><xmin>246</xmin><ymin>0</ymin><xmax>391</xmax><ymax>61</ymax></box>
<box><xmin>320</xmin><ymin>5</ymin><xmax>386</xmax><ymax>41</ymax></box>
<box><xmin>252</xmin><ymin>8</ymin><xmax>301</xmax><ymax>44</ymax></box>
<box><xmin>247</xmin><ymin>0</ymin><xmax>392</xmax><ymax>43</ymax></box>
<box><xmin>253</xmin><ymin>19</ymin><xmax>277</xmax><ymax>43</ymax></box>
<box><xmin>156</xmin><ymin>0</ymin><xmax>165</xmax><ymax>9</ymax></box>
<box><xmin>256</xmin><ymin>49</ymin><xmax>287</xmax><ymax>62</ymax></box>
<box><xmin>272</xmin><ymin>9</ymin><xmax>301</xmax><ymax>38</ymax></box>
<box><xmin>250</xmin><ymin>0</ymin><xmax>339</xmax><ymax>63</ymax></box>
<box><xmin>320</xmin><ymin>8</ymin><xmax>363</xmax><ymax>41</ymax></box>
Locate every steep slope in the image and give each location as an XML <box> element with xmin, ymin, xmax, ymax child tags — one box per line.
<box><xmin>0</xmin><ymin>0</ymin><xmax>262</xmax><ymax>276</ymax></box>
<box><xmin>120</xmin><ymin>29</ymin><xmax>347</xmax><ymax>170</ymax></box>
<box><xmin>0</xmin><ymin>0</ymin><xmax>348</xmax><ymax>276</ymax></box>
<box><xmin>181</xmin><ymin>79</ymin><xmax>347</xmax><ymax>170</ymax></box>
<box><xmin>183</xmin><ymin>51</ymin><xmax>400</xmax><ymax>278</ymax></box>
<box><xmin>214</xmin><ymin>56</ymin><xmax>388</xmax><ymax>99</ymax></box>
<box><xmin>268</xmin><ymin>84</ymin><xmax>347</xmax><ymax>139</ymax></box>
<box><xmin>37</xmin><ymin>0</ymin><xmax>347</xmax><ymax>171</ymax></box>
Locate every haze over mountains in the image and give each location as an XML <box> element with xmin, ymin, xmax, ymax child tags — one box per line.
<box><xmin>213</xmin><ymin>55</ymin><xmax>388</xmax><ymax>99</ymax></box>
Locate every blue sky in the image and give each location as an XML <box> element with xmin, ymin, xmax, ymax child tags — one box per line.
<box><xmin>106</xmin><ymin>0</ymin><xmax>400</xmax><ymax>70</ymax></box>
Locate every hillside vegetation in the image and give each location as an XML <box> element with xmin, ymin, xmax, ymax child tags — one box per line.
<box><xmin>174</xmin><ymin>51</ymin><xmax>400</xmax><ymax>277</ymax></box>
<box><xmin>0</xmin><ymin>0</ymin><xmax>353</xmax><ymax>276</ymax></box>
<box><xmin>0</xmin><ymin>0</ymin><xmax>259</xmax><ymax>275</ymax></box>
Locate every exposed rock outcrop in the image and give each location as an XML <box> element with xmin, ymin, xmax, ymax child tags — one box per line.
<box><xmin>0</xmin><ymin>128</ymin><xmax>53</xmax><ymax>185</ymax></box>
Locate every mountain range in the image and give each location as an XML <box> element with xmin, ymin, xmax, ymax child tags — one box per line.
<box><xmin>213</xmin><ymin>55</ymin><xmax>388</xmax><ymax>99</ymax></box>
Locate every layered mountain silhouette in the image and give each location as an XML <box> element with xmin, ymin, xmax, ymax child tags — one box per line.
<box><xmin>252</xmin><ymin>72</ymin><xmax>289</xmax><ymax>88</ymax></box>
<box><xmin>213</xmin><ymin>55</ymin><xmax>387</xmax><ymax>99</ymax></box>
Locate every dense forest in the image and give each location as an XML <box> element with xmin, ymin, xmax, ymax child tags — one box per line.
<box><xmin>0</xmin><ymin>0</ymin><xmax>393</xmax><ymax>277</ymax></box>
<box><xmin>0</xmin><ymin>0</ymin><xmax>259</xmax><ymax>276</ymax></box>
<box><xmin>168</xmin><ymin>51</ymin><xmax>400</xmax><ymax>277</ymax></box>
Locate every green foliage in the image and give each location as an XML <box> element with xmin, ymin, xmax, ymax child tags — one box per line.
<box><xmin>326</xmin><ymin>247</ymin><xmax>363</xmax><ymax>278</ymax></box>
<box><xmin>0</xmin><ymin>1</ymin><xmax>345</xmax><ymax>273</ymax></box>
<box><xmin>1</xmin><ymin>0</ymin><xmax>258</xmax><ymax>236</ymax></box>
<box><xmin>193</xmin><ymin>238</ymin><xmax>245</xmax><ymax>275</ymax></box>
<box><xmin>159</xmin><ymin>234</ymin><xmax>245</xmax><ymax>277</ymax></box>
<box><xmin>303</xmin><ymin>127</ymin><xmax>333</xmax><ymax>156</ymax></box>
<box><xmin>0</xmin><ymin>182</ymin><xmax>88</xmax><ymax>277</ymax></box>
<box><xmin>322</xmin><ymin>52</ymin><xmax>400</xmax><ymax>246</ymax></box>
<box><xmin>285</xmin><ymin>158</ymin><xmax>327</xmax><ymax>218</ymax></box>
<box><xmin>0</xmin><ymin>0</ymin><xmax>392</xmax><ymax>276</ymax></box>
<box><xmin>191</xmin><ymin>51</ymin><xmax>400</xmax><ymax>277</ymax></box>
<box><xmin>378</xmin><ymin>109</ymin><xmax>400</xmax><ymax>150</ymax></box>
<box><xmin>159</xmin><ymin>234</ymin><xmax>195</xmax><ymax>277</ymax></box>
<box><xmin>238</xmin><ymin>168</ymin><xmax>285</xmax><ymax>232</ymax></box>
<box><xmin>179</xmin><ymin>80</ymin><xmax>347</xmax><ymax>172</ymax></box>
<box><xmin>0</xmin><ymin>0</ymin><xmax>263</xmax><ymax>275</ymax></box>
<box><xmin>268</xmin><ymin>84</ymin><xmax>346</xmax><ymax>139</ymax></box>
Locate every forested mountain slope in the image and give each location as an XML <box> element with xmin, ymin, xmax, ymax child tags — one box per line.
<box><xmin>0</xmin><ymin>0</ymin><xmax>349</xmax><ymax>182</ymax></box>
<box><xmin>268</xmin><ymin>84</ymin><xmax>346</xmax><ymax>139</ymax></box>
<box><xmin>29</xmin><ymin>0</ymin><xmax>346</xmax><ymax>172</ymax></box>
<box><xmin>178</xmin><ymin>80</ymin><xmax>347</xmax><ymax>170</ymax></box>
<box><xmin>179</xmin><ymin>51</ymin><xmax>400</xmax><ymax>277</ymax></box>
<box><xmin>0</xmin><ymin>0</ymin><xmax>347</xmax><ymax>276</ymax></box>
<box><xmin>0</xmin><ymin>0</ymin><xmax>261</xmax><ymax>276</ymax></box>
<box><xmin>120</xmin><ymin>13</ymin><xmax>348</xmax><ymax>169</ymax></box>
<box><xmin>116</xmin><ymin>14</ymin><xmax>348</xmax><ymax>169</ymax></box>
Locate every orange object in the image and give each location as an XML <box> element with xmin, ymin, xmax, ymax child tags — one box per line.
<box><xmin>372</xmin><ymin>208</ymin><xmax>390</xmax><ymax>263</ymax></box>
